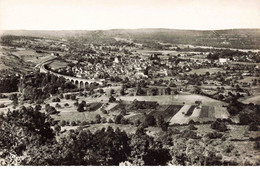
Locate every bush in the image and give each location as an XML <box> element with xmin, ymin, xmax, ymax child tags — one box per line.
<box><xmin>52</xmin><ymin>97</ymin><xmax>60</xmax><ymax>102</ymax></box>
<box><xmin>134</xmin><ymin>120</ymin><xmax>141</xmax><ymax>127</ymax></box>
<box><xmin>64</xmin><ymin>103</ymin><xmax>69</xmax><ymax>107</ymax></box>
<box><xmin>60</xmin><ymin>120</ymin><xmax>66</xmax><ymax>127</ymax></box>
<box><xmin>65</xmin><ymin>95</ymin><xmax>70</xmax><ymax>100</ymax></box>
<box><xmin>249</xmin><ymin>123</ymin><xmax>259</xmax><ymax>131</ymax></box>
<box><xmin>143</xmin><ymin>115</ymin><xmax>156</xmax><ymax>127</ymax></box>
<box><xmin>189</xmin><ymin>124</ymin><xmax>197</xmax><ymax>130</ymax></box>
<box><xmin>181</xmin><ymin>130</ymin><xmax>200</xmax><ymax>139</ymax></box>
<box><xmin>70</xmin><ymin>95</ymin><xmax>76</xmax><ymax>100</ymax></box>
<box><xmin>59</xmin><ymin>93</ymin><xmax>64</xmax><ymax>99</ymax></box>
<box><xmin>205</xmin><ymin>131</ymin><xmax>223</xmax><ymax>139</ymax></box>
<box><xmin>109</xmin><ymin>96</ymin><xmax>116</xmax><ymax>102</ymax></box>
<box><xmin>55</xmin><ymin>103</ymin><xmax>61</xmax><ymax>108</ymax></box>
<box><xmin>211</xmin><ymin>121</ymin><xmax>228</xmax><ymax>132</ymax></box>
<box><xmin>115</xmin><ymin>114</ymin><xmax>123</xmax><ymax>124</ymax></box>
<box><xmin>223</xmin><ymin>144</ymin><xmax>235</xmax><ymax>153</ymax></box>
<box><xmin>77</xmin><ymin>103</ymin><xmax>85</xmax><ymax>112</ymax></box>
<box><xmin>0</xmin><ymin>104</ymin><xmax>6</xmax><ymax>108</ymax></box>
<box><xmin>0</xmin><ymin>93</ymin><xmax>7</xmax><ymax>98</ymax></box>
<box><xmin>254</xmin><ymin>141</ymin><xmax>260</xmax><ymax>150</ymax></box>
<box><xmin>189</xmin><ymin>120</ymin><xmax>195</xmax><ymax>124</ymax></box>
<box><xmin>102</xmin><ymin>109</ymin><xmax>108</xmax><ymax>114</ymax></box>
<box><xmin>81</xmin><ymin>121</ymin><xmax>88</xmax><ymax>126</ymax></box>
<box><xmin>35</xmin><ymin>99</ymin><xmax>44</xmax><ymax>104</ymax></box>
<box><xmin>45</xmin><ymin>105</ymin><xmax>59</xmax><ymax>115</ymax></box>
<box><xmin>120</xmin><ymin>118</ymin><xmax>128</xmax><ymax>125</ymax></box>
<box><xmin>102</xmin><ymin>117</ymin><xmax>107</xmax><ymax>123</ymax></box>
<box><xmin>71</xmin><ymin>121</ymin><xmax>77</xmax><ymax>126</ymax></box>
<box><xmin>95</xmin><ymin>114</ymin><xmax>101</xmax><ymax>123</ymax></box>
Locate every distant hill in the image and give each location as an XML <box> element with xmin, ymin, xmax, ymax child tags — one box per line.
<box><xmin>1</xmin><ymin>28</ymin><xmax>260</xmax><ymax>49</ymax></box>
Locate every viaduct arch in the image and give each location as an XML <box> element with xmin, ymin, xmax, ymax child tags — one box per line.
<box><xmin>40</xmin><ymin>62</ymin><xmax>103</xmax><ymax>88</ymax></box>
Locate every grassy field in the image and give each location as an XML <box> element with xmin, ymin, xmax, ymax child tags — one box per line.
<box><xmin>48</xmin><ymin>60</ymin><xmax>69</xmax><ymax>69</ymax></box>
<box><xmin>118</xmin><ymin>94</ymin><xmax>226</xmax><ymax>106</ymax></box>
<box><xmin>239</xmin><ymin>95</ymin><xmax>260</xmax><ymax>105</ymax></box>
<box><xmin>187</xmin><ymin>68</ymin><xmax>225</xmax><ymax>75</ymax></box>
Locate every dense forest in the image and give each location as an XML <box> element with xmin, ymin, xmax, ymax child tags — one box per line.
<box><xmin>18</xmin><ymin>73</ymin><xmax>77</xmax><ymax>103</ymax></box>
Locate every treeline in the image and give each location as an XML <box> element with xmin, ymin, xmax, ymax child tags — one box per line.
<box><xmin>227</xmin><ymin>101</ymin><xmax>260</xmax><ymax>125</ymax></box>
<box><xmin>19</xmin><ymin>72</ymin><xmax>76</xmax><ymax>102</ymax></box>
<box><xmin>207</xmin><ymin>49</ymin><xmax>247</xmax><ymax>60</ymax></box>
<box><xmin>0</xmin><ymin>77</ymin><xmax>19</xmax><ymax>93</ymax></box>
<box><xmin>0</xmin><ymin>106</ymin><xmax>171</xmax><ymax>166</ymax></box>
<box><xmin>0</xmin><ymin>35</ymin><xmax>40</xmax><ymax>45</ymax></box>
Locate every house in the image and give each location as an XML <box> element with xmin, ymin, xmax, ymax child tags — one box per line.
<box><xmin>219</xmin><ymin>58</ymin><xmax>229</xmax><ymax>64</ymax></box>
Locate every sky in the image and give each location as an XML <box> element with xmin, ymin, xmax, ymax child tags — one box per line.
<box><xmin>0</xmin><ymin>0</ymin><xmax>260</xmax><ymax>30</ymax></box>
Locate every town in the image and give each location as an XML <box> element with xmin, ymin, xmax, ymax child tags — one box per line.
<box><xmin>0</xmin><ymin>29</ymin><xmax>260</xmax><ymax>166</ymax></box>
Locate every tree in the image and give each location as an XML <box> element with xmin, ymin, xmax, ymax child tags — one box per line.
<box><xmin>211</xmin><ymin>121</ymin><xmax>227</xmax><ymax>132</ymax></box>
<box><xmin>60</xmin><ymin>120</ymin><xmax>66</xmax><ymax>127</ymax></box>
<box><xmin>102</xmin><ymin>109</ymin><xmax>108</xmax><ymax>114</ymax></box>
<box><xmin>77</xmin><ymin>103</ymin><xmax>85</xmax><ymax>112</ymax></box>
<box><xmin>109</xmin><ymin>95</ymin><xmax>116</xmax><ymax>102</ymax></box>
<box><xmin>143</xmin><ymin>115</ymin><xmax>156</xmax><ymax>127</ymax></box>
<box><xmin>0</xmin><ymin>106</ymin><xmax>55</xmax><ymax>160</ymax></box>
<box><xmin>110</xmin><ymin>89</ymin><xmax>115</xmax><ymax>95</ymax></box>
<box><xmin>120</xmin><ymin>87</ymin><xmax>125</xmax><ymax>96</ymax></box>
<box><xmin>165</xmin><ymin>87</ymin><xmax>171</xmax><ymax>95</ymax></box>
<box><xmin>95</xmin><ymin>114</ymin><xmax>101</xmax><ymax>123</ymax></box>
<box><xmin>136</xmin><ymin>86</ymin><xmax>145</xmax><ymax>96</ymax></box>
<box><xmin>115</xmin><ymin>114</ymin><xmax>124</xmax><ymax>124</ymax></box>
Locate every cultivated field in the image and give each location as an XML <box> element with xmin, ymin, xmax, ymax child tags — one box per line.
<box><xmin>187</xmin><ymin>68</ymin><xmax>225</xmax><ymax>75</ymax></box>
<box><xmin>118</xmin><ymin>94</ymin><xmax>226</xmax><ymax>106</ymax></box>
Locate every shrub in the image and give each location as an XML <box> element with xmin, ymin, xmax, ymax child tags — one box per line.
<box><xmin>102</xmin><ymin>117</ymin><xmax>107</xmax><ymax>123</ymax></box>
<box><xmin>0</xmin><ymin>104</ymin><xmax>6</xmax><ymax>108</ymax></box>
<box><xmin>65</xmin><ymin>95</ymin><xmax>70</xmax><ymax>100</ymax></box>
<box><xmin>60</xmin><ymin>120</ymin><xmax>66</xmax><ymax>127</ymax></box>
<box><xmin>211</xmin><ymin>121</ymin><xmax>228</xmax><ymax>132</ymax></box>
<box><xmin>70</xmin><ymin>95</ymin><xmax>76</xmax><ymax>100</ymax></box>
<box><xmin>71</xmin><ymin>121</ymin><xmax>76</xmax><ymax>126</ymax></box>
<box><xmin>205</xmin><ymin>131</ymin><xmax>223</xmax><ymax>139</ymax></box>
<box><xmin>64</xmin><ymin>103</ymin><xmax>69</xmax><ymax>107</ymax></box>
<box><xmin>59</xmin><ymin>93</ymin><xmax>64</xmax><ymax>99</ymax></box>
<box><xmin>81</xmin><ymin>121</ymin><xmax>88</xmax><ymax>126</ymax></box>
<box><xmin>254</xmin><ymin>141</ymin><xmax>260</xmax><ymax>150</ymax></box>
<box><xmin>35</xmin><ymin>99</ymin><xmax>44</xmax><ymax>104</ymax></box>
<box><xmin>52</xmin><ymin>97</ymin><xmax>60</xmax><ymax>102</ymax></box>
<box><xmin>189</xmin><ymin>120</ymin><xmax>195</xmax><ymax>124</ymax></box>
<box><xmin>249</xmin><ymin>123</ymin><xmax>259</xmax><ymax>131</ymax></box>
<box><xmin>45</xmin><ymin>105</ymin><xmax>59</xmax><ymax>115</ymax></box>
<box><xmin>0</xmin><ymin>94</ymin><xmax>7</xmax><ymax>98</ymax></box>
<box><xmin>181</xmin><ymin>130</ymin><xmax>200</xmax><ymax>139</ymax></box>
<box><xmin>134</xmin><ymin>120</ymin><xmax>141</xmax><ymax>127</ymax></box>
<box><xmin>102</xmin><ymin>109</ymin><xmax>108</xmax><ymax>114</ymax></box>
<box><xmin>55</xmin><ymin>103</ymin><xmax>61</xmax><ymax>108</ymax></box>
<box><xmin>120</xmin><ymin>118</ymin><xmax>128</xmax><ymax>125</ymax></box>
<box><xmin>143</xmin><ymin>115</ymin><xmax>156</xmax><ymax>127</ymax></box>
<box><xmin>115</xmin><ymin>114</ymin><xmax>123</xmax><ymax>124</ymax></box>
<box><xmin>223</xmin><ymin>144</ymin><xmax>235</xmax><ymax>153</ymax></box>
<box><xmin>239</xmin><ymin>113</ymin><xmax>255</xmax><ymax>125</ymax></box>
<box><xmin>189</xmin><ymin>124</ymin><xmax>197</xmax><ymax>130</ymax></box>
<box><xmin>109</xmin><ymin>96</ymin><xmax>116</xmax><ymax>102</ymax></box>
<box><xmin>95</xmin><ymin>114</ymin><xmax>101</xmax><ymax>123</ymax></box>
<box><xmin>77</xmin><ymin>103</ymin><xmax>85</xmax><ymax>112</ymax></box>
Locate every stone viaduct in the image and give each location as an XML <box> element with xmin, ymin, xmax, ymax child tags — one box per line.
<box><xmin>40</xmin><ymin>62</ymin><xmax>103</xmax><ymax>88</ymax></box>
